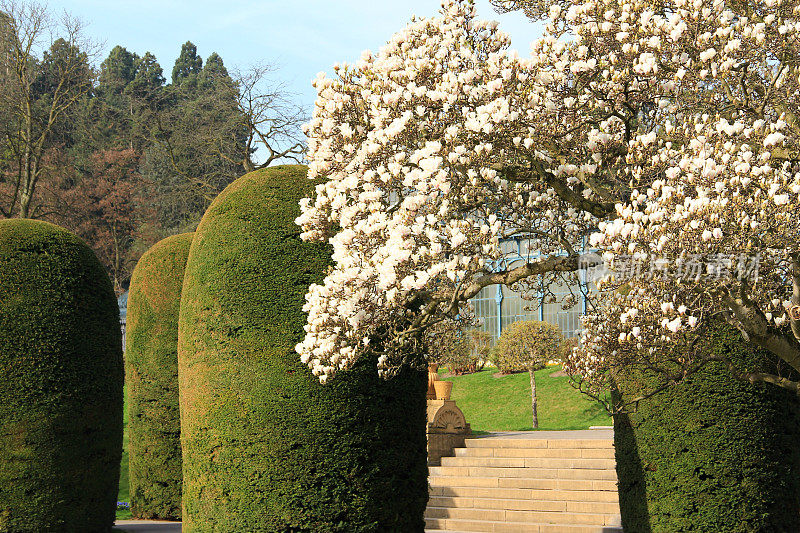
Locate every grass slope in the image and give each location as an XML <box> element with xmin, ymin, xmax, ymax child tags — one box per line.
<box><xmin>442</xmin><ymin>366</ymin><xmax>611</xmax><ymax>432</ymax></box>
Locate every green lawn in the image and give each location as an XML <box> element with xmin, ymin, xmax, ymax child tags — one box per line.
<box><xmin>116</xmin><ymin>386</ymin><xmax>131</xmax><ymax>520</ymax></box>
<box><xmin>441</xmin><ymin>366</ymin><xmax>611</xmax><ymax>432</ymax></box>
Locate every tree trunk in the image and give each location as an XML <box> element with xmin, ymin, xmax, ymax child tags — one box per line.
<box><xmin>529</xmin><ymin>367</ymin><xmax>538</xmax><ymax>429</ymax></box>
<box><xmin>19</xmin><ymin>113</ymin><xmax>33</xmax><ymax>219</ymax></box>
<box><xmin>243</xmin><ymin>157</ymin><xmax>255</xmax><ymax>174</ymax></box>
<box><xmin>18</xmin><ymin>190</ymin><xmax>31</xmax><ymax>218</ymax></box>
<box><xmin>19</xmin><ymin>156</ymin><xmax>37</xmax><ymax>219</ymax></box>
<box><xmin>19</xmin><ymin>102</ymin><xmax>38</xmax><ymax>219</ymax></box>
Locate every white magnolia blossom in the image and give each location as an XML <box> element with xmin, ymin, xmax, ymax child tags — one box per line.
<box><xmin>297</xmin><ymin>0</ymin><xmax>800</xmax><ymax>395</ymax></box>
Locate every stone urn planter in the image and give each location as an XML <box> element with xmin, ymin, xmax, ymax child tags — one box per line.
<box><xmin>433</xmin><ymin>380</ymin><xmax>453</xmax><ymax>400</ymax></box>
<box><xmin>427</xmin><ymin>364</ymin><xmax>440</xmax><ymax>399</ymax></box>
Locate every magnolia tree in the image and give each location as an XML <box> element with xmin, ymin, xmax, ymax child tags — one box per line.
<box><xmin>296</xmin><ymin>0</ymin><xmax>800</xmax><ymax>405</ymax></box>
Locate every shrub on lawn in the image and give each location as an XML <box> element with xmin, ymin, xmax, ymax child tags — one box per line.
<box><xmin>178</xmin><ymin>165</ymin><xmax>428</xmax><ymax>532</ymax></box>
<box><xmin>467</xmin><ymin>330</ymin><xmax>493</xmax><ymax>370</ymax></box>
<box><xmin>0</xmin><ymin>219</ymin><xmax>123</xmax><ymax>533</ymax></box>
<box><xmin>428</xmin><ymin>324</ymin><xmax>492</xmax><ymax>374</ymax></box>
<box><xmin>427</xmin><ymin>321</ymin><xmax>471</xmax><ymax>373</ymax></box>
<box><xmin>491</xmin><ymin>320</ymin><xmax>563</xmax><ymax>374</ymax></box>
<box><xmin>615</xmin><ymin>323</ymin><xmax>800</xmax><ymax>532</ymax></box>
<box><xmin>126</xmin><ymin>232</ymin><xmax>193</xmax><ymax>520</ymax></box>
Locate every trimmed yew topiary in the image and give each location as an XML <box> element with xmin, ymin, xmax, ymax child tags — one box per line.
<box><xmin>0</xmin><ymin>219</ymin><xmax>123</xmax><ymax>533</ymax></box>
<box><xmin>615</xmin><ymin>323</ymin><xmax>800</xmax><ymax>532</ymax></box>
<box><xmin>178</xmin><ymin>165</ymin><xmax>428</xmax><ymax>532</ymax></box>
<box><xmin>126</xmin><ymin>232</ymin><xmax>193</xmax><ymax>520</ymax></box>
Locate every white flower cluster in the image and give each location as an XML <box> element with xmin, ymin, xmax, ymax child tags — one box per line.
<box><xmin>574</xmin><ymin>113</ymin><xmax>800</xmax><ymax>387</ymax></box>
<box><xmin>564</xmin><ymin>0</ymin><xmax>800</xmax><ymax>391</ymax></box>
<box><xmin>296</xmin><ymin>0</ymin><xmax>596</xmax><ymax>381</ymax></box>
<box><xmin>297</xmin><ymin>0</ymin><xmax>800</xmax><ymax>385</ymax></box>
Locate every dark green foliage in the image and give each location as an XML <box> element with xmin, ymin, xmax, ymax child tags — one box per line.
<box><xmin>35</xmin><ymin>38</ymin><xmax>93</xmax><ymax>100</ymax></box>
<box><xmin>614</xmin><ymin>324</ymin><xmax>800</xmax><ymax>532</ymax></box>
<box><xmin>171</xmin><ymin>41</ymin><xmax>203</xmax><ymax>86</ymax></box>
<box><xmin>126</xmin><ymin>232</ymin><xmax>193</xmax><ymax>520</ymax></box>
<box><xmin>140</xmin><ymin>44</ymin><xmax>245</xmax><ymax>234</ymax></box>
<box><xmin>0</xmin><ymin>219</ymin><xmax>123</xmax><ymax>533</ymax></box>
<box><xmin>99</xmin><ymin>46</ymin><xmax>138</xmax><ymax>92</ymax></box>
<box><xmin>178</xmin><ymin>165</ymin><xmax>428</xmax><ymax>532</ymax></box>
<box><xmin>30</xmin><ymin>38</ymin><xmax>94</xmax><ymax>155</ymax></box>
<box><xmin>199</xmin><ymin>52</ymin><xmax>230</xmax><ymax>89</ymax></box>
<box><xmin>93</xmin><ymin>46</ymin><xmax>144</xmax><ymax>151</ymax></box>
<box><xmin>129</xmin><ymin>51</ymin><xmax>166</xmax><ymax>103</ymax></box>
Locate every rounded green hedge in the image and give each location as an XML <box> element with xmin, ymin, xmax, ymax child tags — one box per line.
<box><xmin>126</xmin><ymin>232</ymin><xmax>193</xmax><ymax>520</ymax></box>
<box><xmin>614</xmin><ymin>324</ymin><xmax>800</xmax><ymax>532</ymax></box>
<box><xmin>178</xmin><ymin>165</ymin><xmax>428</xmax><ymax>532</ymax></box>
<box><xmin>0</xmin><ymin>219</ymin><xmax>123</xmax><ymax>533</ymax></box>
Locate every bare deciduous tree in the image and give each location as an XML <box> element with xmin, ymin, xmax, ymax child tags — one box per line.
<box><xmin>232</xmin><ymin>63</ymin><xmax>307</xmax><ymax>171</ymax></box>
<box><xmin>0</xmin><ymin>0</ymin><xmax>97</xmax><ymax>218</ymax></box>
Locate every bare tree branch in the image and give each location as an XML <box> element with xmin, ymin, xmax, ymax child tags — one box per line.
<box><xmin>232</xmin><ymin>62</ymin><xmax>307</xmax><ymax>170</ymax></box>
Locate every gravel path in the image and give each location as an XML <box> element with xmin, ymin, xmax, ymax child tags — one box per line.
<box><xmin>114</xmin><ymin>520</ymin><xmax>181</xmax><ymax>532</ymax></box>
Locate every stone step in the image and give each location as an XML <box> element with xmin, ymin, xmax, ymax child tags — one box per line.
<box><xmin>428</xmin><ymin>496</ymin><xmax>620</xmax><ymax>515</ymax></box>
<box><xmin>455</xmin><ymin>446</ymin><xmax>616</xmax><ymax>459</ymax></box>
<box><xmin>425</xmin><ymin>506</ymin><xmax>619</xmax><ymax>526</ymax></box>
<box><xmin>427</xmin><ymin>432</ymin><xmax>620</xmax><ymax>532</ymax></box>
<box><xmin>465</xmin><ymin>438</ymin><xmax>613</xmax><ymax>450</ymax></box>
<box><xmin>425</xmin><ymin>526</ymin><xmax>481</xmax><ymax>533</ymax></box>
<box><xmin>429</xmin><ymin>475</ymin><xmax>618</xmax><ymax>492</ymax></box>
<box><xmin>429</xmin><ymin>466</ymin><xmax>618</xmax><ymax>481</ymax></box>
<box><xmin>429</xmin><ymin>485</ymin><xmax>619</xmax><ymax>503</ymax></box>
<box><xmin>424</xmin><ymin>517</ymin><xmax>623</xmax><ymax>533</ymax></box>
<box><xmin>441</xmin><ymin>456</ymin><xmax>617</xmax><ymax>470</ymax></box>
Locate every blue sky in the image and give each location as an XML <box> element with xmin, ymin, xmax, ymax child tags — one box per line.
<box><xmin>46</xmin><ymin>1</ymin><xmax>544</xmax><ymax>112</ymax></box>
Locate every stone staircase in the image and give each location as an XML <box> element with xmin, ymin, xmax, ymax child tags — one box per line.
<box><xmin>425</xmin><ymin>430</ymin><xmax>622</xmax><ymax>533</ymax></box>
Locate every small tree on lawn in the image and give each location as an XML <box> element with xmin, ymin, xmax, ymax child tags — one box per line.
<box><xmin>492</xmin><ymin>320</ymin><xmax>563</xmax><ymax>428</ymax></box>
<box><xmin>426</xmin><ymin>324</ymin><xmax>492</xmax><ymax>374</ymax></box>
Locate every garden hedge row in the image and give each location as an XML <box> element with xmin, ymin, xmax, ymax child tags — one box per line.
<box><xmin>614</xmin><ymin>323</ymin><xmax>800</xmax><ymax>532</ymax></box>
<box><xmin>126</xmin><ymin>232</ymin><xmax>193</xmax><ymax>520</ymax></box>
<box><xmin>0</xmin><ymin>219</ymin><xmax>123</xmax><ymax>533</ymax></box>
<box><xmin>177</xmin><ymin>165</ymin><xmax>428</xmax><ymax>532</ymax></box>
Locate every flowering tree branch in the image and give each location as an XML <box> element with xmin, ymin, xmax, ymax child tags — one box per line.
<box><xmin>707</xmin><ymin>353</ymin><xmax>800</xmax><ymax>395</ymax></box>
<box><xmin>462</xmin><ymin>254</ymin><xmax>579</xmax><ymax>300</ymax></box>
<box><xmin>296</xmin><ymin>0</ymin><xmax>800</xmax><ymax>397</ymax></box>
<box><xmin>718</xmin><ymin>289</ymin><xmax>800</xmax><ymax>372</ymax></box>
<box><xmin>497</xmin><ymin>164</ymin><xmax>617</xmax><ymax>217</ymax></box>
